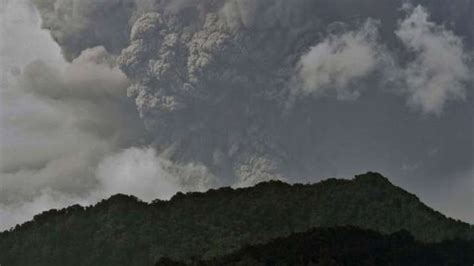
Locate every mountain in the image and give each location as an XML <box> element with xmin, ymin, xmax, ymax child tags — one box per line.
<box><xmin>156</xmin><ymin>227</ymin><xmax>474</xmax><ymax>266</ymax></box>
<box><xmin>0</xmin><ymin>172</ymin><xmax>472</xmax><ymax>265</ymax></box>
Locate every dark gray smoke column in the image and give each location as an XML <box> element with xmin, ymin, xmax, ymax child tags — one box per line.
<box><xmin>32</xmin><ymin>0</ymin><xmax>474</xmax><ymax>221</ymax></box>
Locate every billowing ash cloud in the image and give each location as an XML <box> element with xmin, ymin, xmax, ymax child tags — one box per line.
<box><xmin>1</xmin><ymin>0</ymin><xmax>473</xmax><ymax>230</ymax></box>
<box><xmin>1</xmin><ymin>46</ymin><xmax>140</xmax><ymax>190</ymax></box>
<box><xmin>395</xmin><ymin>5</ymin><xmax>471</xmax><ymax>114</ymax></box>
<box><xmin>0</xmin><ymin>42</ymin><xmax>148</xmax><ymax>228</ymax></box>
<box><xmin>0</xmin><ymin>0</ymin><xmax>202</xmax><ymax>230</ymax></box>
<box><xmin>115</xmin><ymin>3</ymin><xmax>308</xmax><ymax>186</ymax></box>
<box><xmin>113</xmin><ymin>0</ymin><xmax>473</xmax><ymax>187</ymax></box>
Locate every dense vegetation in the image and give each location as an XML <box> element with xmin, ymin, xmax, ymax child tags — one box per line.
<box><xmin>1</xmin><ymin>173</ymin><xmax>473</xmax><ymax>265</ymax></box>
<box><xmin>157</xmin><ymin>227</ymin><xmax>474</xmax><ymax>266</ymax></box>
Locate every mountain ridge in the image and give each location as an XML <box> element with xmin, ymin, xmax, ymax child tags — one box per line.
<box><xmin>1</xmin><ymin>172</ymin><xmax>473</xmax><ymax>265</ymax></box>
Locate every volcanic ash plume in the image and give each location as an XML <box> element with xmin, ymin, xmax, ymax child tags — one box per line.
<box><xmin>30</xmin><ymin>0</ymin><xmax>474</xmax><ymax>187</ymax></box>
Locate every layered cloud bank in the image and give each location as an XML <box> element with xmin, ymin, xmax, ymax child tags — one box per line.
<box><xmin>1</xmin><ymin>0</ymin><xmax>473</xmax><ymax>229</ymax></box>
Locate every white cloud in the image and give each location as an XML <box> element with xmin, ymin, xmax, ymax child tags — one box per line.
<box><xmin>395</xmin><ymin>5</ymin><xmax>471</xmax><ymax>114</ymax></box>
<box><xmin>95</xmin><ymin>147</ymin><xmax>181</xmax><ymax>202</ymax></box>
<box><xmin>0</xmin><ymin>0</ymin><xmax>148</xmax><ymax>231</ymax></box>
<box><xmin>297</xmin><ymin>20</ymin><xmax>386</xmax><ymax>100</ymax></box>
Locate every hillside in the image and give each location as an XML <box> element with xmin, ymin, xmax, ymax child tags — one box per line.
<box><xmin>157</xmin><ymin>227</ymin><xmax>474</xmax><ymax>266</ymax></box>
<box><xmin>0</xmin><ymin>173</ymin><xmax>473</xmax><ymax>265</ymax></box>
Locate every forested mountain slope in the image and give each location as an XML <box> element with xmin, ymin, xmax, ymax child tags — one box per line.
<box><xmin>0</xmin><ymin>173</ymin><xmax>472</xmax><ymax>265</ymax></box>
<box><xmin>157</xmin><ymin>227</ymin><xmax>474</xmax><ymax>266</ymax></box>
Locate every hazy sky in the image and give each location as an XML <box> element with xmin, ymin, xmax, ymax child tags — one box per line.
<box><xmin>0</xmin><ymin>0</ymin><xmax>472</xmax><ymax>230</ymax></box>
